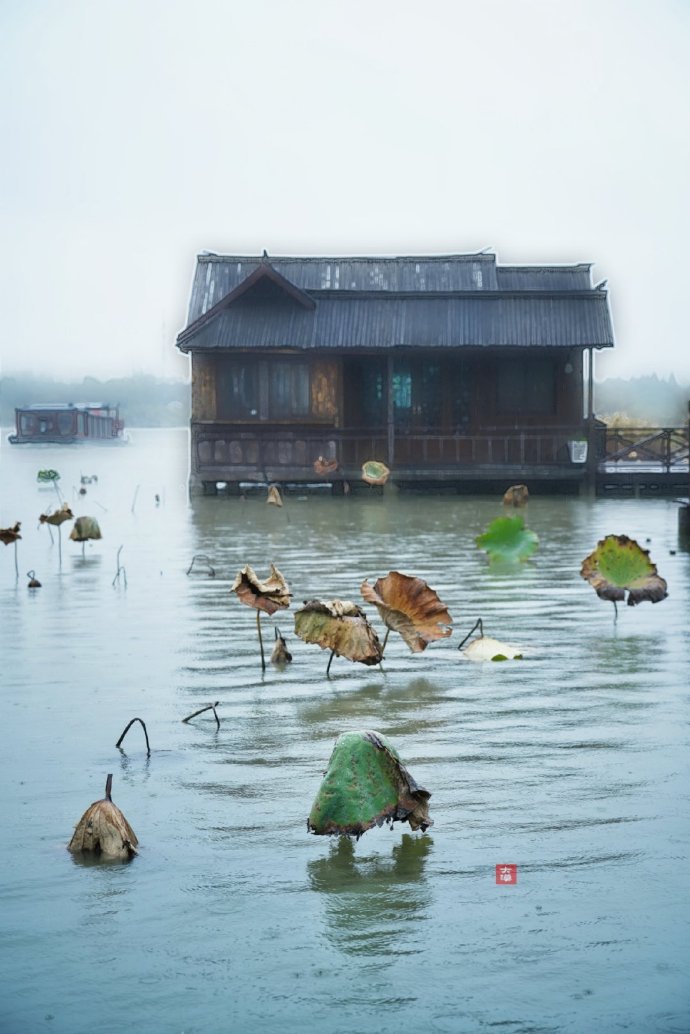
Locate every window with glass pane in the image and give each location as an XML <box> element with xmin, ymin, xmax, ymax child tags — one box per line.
<box><xmin>497</xmin><ymin>358</ymin><xmax>554</xmax><ymax>415</ymax></box>
<box><xmin>217</xmin><ymin>359</ymin><xmax>260</xmax><ymax>418</ymax></box>
<box><xmin>269</xmin><ymin>362</ymin><xmax>310</xmax><ymax>418</ymax></box>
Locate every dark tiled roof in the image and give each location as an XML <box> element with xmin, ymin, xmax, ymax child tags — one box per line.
<box><xmin>178</xmin><ymin>292</ymin><xmax>614</xmax><ymax>352</ymax></box>
<box><xmin>178</xmin><ymin>252</ymin><xmax>613</xmax><ymax>352</ymax></box>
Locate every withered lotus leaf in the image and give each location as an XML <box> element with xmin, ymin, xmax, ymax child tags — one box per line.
<box><xmin>67</xmin><ymin>775</ymin><xmax>138</xmax><ymax>860</ymax></box>
<box><xmin>294</xmin><ymin>599</ymin><xmax>383</xmax><ymax>665</ymax></box>
<box><xmin>266</xmin><ymin>485</ymin><xmax>283</xmax><ymax>507</ymax></box>
<box><xmin>69</xmin><ymin>516</ymin><xmax>102</xmax><ymax>542</ymax></box>
<box><xmin>308</xmin><ymin>730</ymin><xmax>432</xmax><ymax>837</ymax></box>
<box><xmin>580</xmin><ymin>534</ymin><xmax>668</xmax><ymax>606</ymax></box>
<box><xmin>231</xmin><ymin>563</ymin><xmax>291</xmax><ymax>615</ymax></box>
<box><xmin>39</xmin><ymin>503</ymin><xmax>74</xmax><ymax>527</ymax></box>
<box><xmin>0</xmin><ymin>522</ymin><xmax>21</xmax><ymax>545</ymax></box>
<box><xmin>360</xmin><ymin>571</ymin><xmax>452</xmax><ymax>652</ymax></box>
<box><xmin>313</xmin><ymin>456</ymin><xmax>339</xmax><ymax>476</ymax></box>
<box><xmin>502</xmin><ymin>484</ymin><xmax>529</xmax><ymax>507</ymax></box>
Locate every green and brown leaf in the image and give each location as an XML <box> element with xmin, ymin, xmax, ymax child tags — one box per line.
<box><xmin>231</xmin><ymin>563</ymin><xmax>291</xmax><ymax>615</ymax></box>
<box><xmin>580</xmin><ymin>534</ymin><xmax>668</xmax><ymax>606</ymax></box>
<box><xmin>294</xmin><ymin>599</ymin><xmax>383</xmax><ymax>665</ymax></box>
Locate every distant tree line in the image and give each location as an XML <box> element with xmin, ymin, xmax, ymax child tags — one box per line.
<box><xmin>1</xmin><ymin>371</ymin><xmax>688</xmax><ymax>429</ymax></box>
<box><xmin>594</xmin><ymin>374</ymin><xmax>689</xmax><ymax>426</ymax></box>
<box><xmin>0</xmin><ymin>373</ymin><xmax>191</xmax><ymax>428</ymax></box>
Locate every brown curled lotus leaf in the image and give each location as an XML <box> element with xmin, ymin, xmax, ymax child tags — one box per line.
<box><xmin>266</xmin><ymin>485</ymin><xmax>283</xmax><ymax>507</ymax></box>
<box><xmin>67</xmin><ymin>775</ymin><xmax>138</xmax><ymax>860</ymax></box>
<box><xmin>294</xmin><ymin>599</ymin><xmax>383</xmax><ymax>665</ymax></box>
<box><xmin>69</xmin><ymin>516</ymin><xmax>102</xmax><ymax>542</ymax></box>
<box><xmin>39</xmin><ymin>503</ymin><xmax>74</xmax><ymax>527</ymax></box>
<box><xmin>0</xmin><ymin>522</ymin><xmax>22</xmax><ymax>545</ymax></box>
<box><xmin>313</xmin><ymin>456</ymin><xmax>339</xmax><ymax>476</ymax></box>
<box><xmin>231</xmin><ymin>563</ymin><xmax>291</xmax><ymax>615</ymax></box>
<box><xmin>360</xmin><ymin>571</ymin><xmax>452</xmax><ymax>653</ymax></box>
<box><xmin>307</xmin><ymin>730</ymin><xmax>432</xmax><ymax>837</ymax></box>
<box><xmin>502</xmin><ymin>484</ymin><xmax>529</xmax><ymax>507</ymax></box>
<box><xmin>580</xmin><ymin>534</ymin><xmax>668</xmax><ymax>607</ymax></box>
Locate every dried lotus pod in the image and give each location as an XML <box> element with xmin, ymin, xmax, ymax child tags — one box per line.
<box><xmin>68</xmin><ymin>774</ymin><xmax>138</xmax><ymax>860</ymax></box>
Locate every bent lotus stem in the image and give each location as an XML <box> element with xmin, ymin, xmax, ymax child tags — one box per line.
<box><xmin>182</xmin><ymin>701</ymin><xmax>221</xmax><ymax>730</ymax></box>
<box><xmin>326</xmin><ymin>650</ymin><xmax>336</xmax><ymax>677</ymax></box>
<box><xmin>457</xmin><ymin>618</ymin><xmax>484</xmax><ymax>650</ymax></box>
<box><xmin>115</xmin><ymin>718</ymin><xmax>151</xmax><ymax>756</ymax></box>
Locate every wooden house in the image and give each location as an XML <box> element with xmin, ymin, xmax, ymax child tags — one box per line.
<box><xmin>176</xmin><ymin>251</ymin><xmax>614</xmax><ymax>494</ymax></box>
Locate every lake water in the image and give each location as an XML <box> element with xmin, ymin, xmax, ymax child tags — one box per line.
<box><xmin>1</xmin><ymin>428</ymin><xmax>689</xmax><ymax>1034</ymax></box>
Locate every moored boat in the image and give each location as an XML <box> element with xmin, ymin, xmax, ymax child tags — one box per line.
<box><xmin>8</xmin><ymin>403</ymin><xmax>127</xmax><ymax>445</ymax></box>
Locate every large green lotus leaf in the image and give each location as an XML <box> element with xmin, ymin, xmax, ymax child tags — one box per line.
<box><xmin>360</xmin><ymin>571</ymin><xmax>452</xmax><ymax>652</ymax></box>
<box><xmin>295</xmin><ymin>599</ymin><xmax>383</xmax><ymax>665</ymax></box>
<box><xmin>308</xmin><ymin>730</ymin><xmax>432</xmax><ymax>837</ymax></box>
<box><xmin>475</xmin><ymin>515</ymin><xmax>538</xmax><ymax>564</ymax></box>
<box><xmin>361</xmin><ymin>460</ymin><xmax>390</xmax><ymax>485</ymax></box>
<box><xmin>580</xmin><ymin>534</ymin><xmax>668</xmax><ymax>606</ymax></box>
<box><xmin>69</xmin><ymin>516</ymin><xmax>102</xmax><ymax>542</ymax></box>
<box><xmin>231</xmin><ymin>563</ymin><xmax>291</xmax><ymax>615</ymax></box>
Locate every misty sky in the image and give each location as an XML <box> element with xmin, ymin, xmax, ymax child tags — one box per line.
<box><xmin>2</xmin><ymin>0</ymin><xmax>689</xmax><ymax>383</ymax></box>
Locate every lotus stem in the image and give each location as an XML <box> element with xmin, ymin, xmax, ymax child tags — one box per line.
<box><xmin>105</xmin><ymin>773</ymin><xmax>113</xmax><ymax>801</ymax></box>
<box><xmin>257</xmin><ymin>610</ymin><xmax>266</xmax><ymax>671</ymax></box>
<box><xmin>457</xmin><ymin>618</ymin><xmax>484</xmax><ymax>650</ymax></box>
<box><xmin>14</xmin><ymin>541</ymin><xmax>18</xmax><ymax>579</ymax></box>
<box><xmin>612</xmin><ymin>600</ymin><xmax>618</xmax><ymax>622</ymax></box>
<box><xmin>57</xmin><ymin>524</ymin><xmax>62</xmax><ymax>567</ymax></box>
<box><xmin>131</xmin><ymin>485</ymin><xmax>140</xmax><ymax>514</ymax></box>
<box><xmin>380</xmin><ymin>628</ymin><xmax>391</xmax><ymax>657</ymax></box>
<box><xmin>186</xmin><ymin>554</ymin><xmax>215</xmax><ymax>577</ymax></box>
<box><xmin>182</xmin><ymin>701</ymin><xmax>221</xmax><ymax>730</ymax></box>
<box><xmin>326</xmin><ymin>649</ymin><xmax>335</xmax><ymax>676</ymax></box>
<box><xmin>115</xmin><ymin>718</ymin><xmax>151</xmax><ymax>756</ymax></box>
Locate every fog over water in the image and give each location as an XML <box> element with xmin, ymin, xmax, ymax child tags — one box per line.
<box><xmin>1</xmin><ymin>429</ymin><xmax>688</xmax><ymax>1033</ymax></box>
<box><xmin>2</xmin><ymin>1</ymin><xmax>690</xmax><ymax>382</ymax></box>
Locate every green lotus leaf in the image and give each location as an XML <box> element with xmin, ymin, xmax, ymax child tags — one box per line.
<box><xmin>361</xmin><ymin>460</ymin><xmax>390</xmax><ymax>485</ymax></box>
<box><xmin>475</xmin><ymin>515</ymin><xmax>539</xmax><ymax>564</ymax></box>
<box><xmin>307</xmin><ymin>730</ymin><xmax>432</xmax><ymax>837</ymax></box>
<box><xmin>580</xmin><ymin>534</ymin><xmax>668</xmax><ymax>606</ymax></box>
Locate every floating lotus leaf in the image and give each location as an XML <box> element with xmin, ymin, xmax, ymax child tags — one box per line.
<box><xmin>360</xmin><ymin>571</ymin><xmax>452</xmax><ymax>653</ymax></box>
<box><xmin>67</xmin><ymin>775</ymin><xmax>138</xmax><ymax>860</ymax></box>
<box><xmin>580</xmin><ymin>534</ymin><xmax>668</xmax><ymax>606</ymax></box>
<box><xmin>70</xmin><ymin>516</ymin><xmax>102</xmax><ymax>542</ymax></box>
<box><xmin>37</xmin><ymin>469</ymin><xmax>60</xmax><ymax>483</ymax></box>
<box><xmin>39</xmin><ymin>503</ymin><xmax>74</xmax><ymax>527</ymax></box>
<box><xmin>0</xmin><ymin>522</ymin><xmax>21</xmax><ymax>545</ymax></box>
<box><xmin>361</xmin><ymin>460</ymin><xmax>390</xmax><ymax>486</ymax></box>
<box><xmin>462</xmin><ymin>635</ymin><xmax>523</xmax><ymax>661</ymax></box>
<box><xmin>294</xmin><ymin>599</ymin><xmax>383</xmax><ymax>666</ymax></box>
<box><xmin>502</xmin><ymin>484</ymin><xmax>529</xmax><ymax>507</ymax></box>
<box><xmin>313</xmin><ymin>456</ymin><xmax>339</xmax><ymax>476</ymax></box>
<box><xmin>308</xmin><ymin>730</ymin><xmax>432</xmax><ymax>837</ymax></box>
<box><xmin>476</xmin><ymin>515</ymin><xmax>538</xmax><ymax>564</ymax></box>
<box><xmin>231</xmin><ymin>563</ymin><xmax>291</xmax><ymax>615</ymax></box>
<box><xmin>266</xmin><ymin>485</ymin><xmax>283</xmax><ymax>507</ymax></box>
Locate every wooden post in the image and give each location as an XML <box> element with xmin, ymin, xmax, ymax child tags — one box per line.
<box><xmin>387</xmin><ymin>353</ymin><xmax>395</xmax><ymax>467</ymax></box>
<box><xmin>585</xmin><ymin>346</ymin><xmax>597</xmax><ymax>496</ymax></box>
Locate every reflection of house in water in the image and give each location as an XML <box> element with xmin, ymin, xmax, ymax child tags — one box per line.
<box><xmin>307</xmin><ymin>835</ymin><xmax>433</xmax><ymax>957</ymax></box>
<box><xmin>176</xmin><ymin>251</ymin><xmax>614</xmax><ymax>495</ymax></box>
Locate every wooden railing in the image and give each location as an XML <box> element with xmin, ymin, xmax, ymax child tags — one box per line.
<box><xmin>602</xmin><ymin>427</ymin><xmax>689</xmax><ymax>471</ymax></box>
